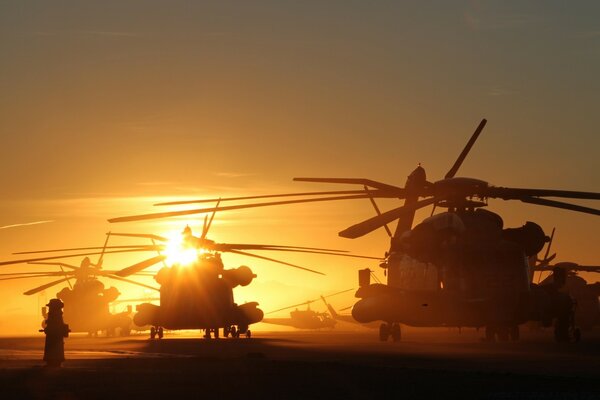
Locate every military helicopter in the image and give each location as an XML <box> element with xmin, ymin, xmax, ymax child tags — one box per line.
<box><xmin>533</xmin><ymin>251</ymin><xmax>599</xmax><ymax>331</ymax></box>
<box><xmin>112</xmin><ymin>119</ymin><xmax>600</xmax><ymax>342</ymax></box>
<box><xmin>262</xmin><ymin>288</ymin><xmax>353</xmax><ymax>330</ymax></box>
<box><xmin>107</xmin><ymin>207</ymin><xmax>381</xmax><ymax>339</ymax></box>
<box><xmin>0</xmin><ymin>235</ymin><xmax>159</xmax><ymax>336</ymax></box>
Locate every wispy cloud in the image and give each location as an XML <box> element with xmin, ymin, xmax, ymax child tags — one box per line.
<box><xmin>572</xmin><ymin>30</ymin><xmax>600</xmax><ymax>39</ymax></box>
<box><xmin>488</xmin><ymin>87</ymin><xmax>518</xmax><ymax>96</ymax></box>
<box><xmin>0</xmin><ymin>220</ymin><xmax>54</xmax><ymax>230</ymax></box>
<box><xmin>215</xmin><ymin>172</ymin><xmax>257</xmax><ymax>179</ymax></box>
<box><xmin>26</xmin><ymin>30</ymin><xmax>144</xmax><ymax>38</ymax></box>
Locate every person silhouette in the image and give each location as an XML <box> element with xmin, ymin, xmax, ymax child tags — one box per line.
<box><xmin>40</xmin><ymin>298</ymin><xmax>70</xmax><ymax>368</ymax></box>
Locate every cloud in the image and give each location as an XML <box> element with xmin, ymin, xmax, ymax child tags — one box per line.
<box><xmin>572</xmin><ymin>30</ymin><xmax>600</xmax><ymax>39</ymax></box>
<box><xmin>215</xmin><ymin>172</ymin><xmax>257</xmax><ymax>179</ymax></box>
<box><xmin>26</xmin><ymin>30</ymin><xmax>144</xmax><ymax>38</ymax></box>
<box><xmin>487</xmin><ymin>87</ymin><xmax>517</xmax><ymax>96</ymax></box>
<box><xmin>0</xmin><ymin>220</ymin><xmax>54</xmax><ymax>230</ymax></box>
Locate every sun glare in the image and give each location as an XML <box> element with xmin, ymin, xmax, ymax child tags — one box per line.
<box><xmin>163</xmin><ymin>231</ymin><xmax>200</xmax><ymax>267</ymax></box>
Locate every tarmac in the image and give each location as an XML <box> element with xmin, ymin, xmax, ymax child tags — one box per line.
<box><xmin>0</xmin><ymin>327</ymin><xmax>599</xmax><ymax>399</ymax></box>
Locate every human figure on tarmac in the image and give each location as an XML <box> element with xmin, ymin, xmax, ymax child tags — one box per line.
<box><xmin>40</xmin><ymin>298</ymin><xmax>70</xmax><ymax>368</ymax></box>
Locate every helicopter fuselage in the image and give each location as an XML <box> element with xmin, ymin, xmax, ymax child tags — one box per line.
<box><xmin>353</xmin><ymin>209</ymin><xmax>553</xmax><ymax>329</ymax></box>
<box><xmin>133</xmin><ymin>255</ymin><xmax>263</xmax><ymax>332</ymax></box>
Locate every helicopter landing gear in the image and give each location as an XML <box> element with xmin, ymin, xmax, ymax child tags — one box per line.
<box><xmin>203</xmin><ymin>328</ymin><xmax>220</xmax><ymax>339</ymax></box>
<box><xmin>150</xmin><ymin>326</ymin><xmax>163</xmax><ymax>340</ymax></box>
<box><xmin>379</xmin><ymin>322</ymin><xmax>401</xmax><ymax>342</ymax></box>
<box><xmin>379</xmin><ymin>323</ymin><xmax>389</xmax><ymax>342</ymax></box>
<box><xmin>391</xmin><ymin>323</ymin><xmax>401</xmax><ymax>342</ymax></box>
<box><xmin>509</xmin><ymin>325</ymin><xmax>520</xmax><ymax>342</ymax></box>
<box><xmin>246</xmin><ymin>330</ymin><xmax>252</xmax><ymax>338</ymax></box>
<box><xmin>484</xmin><ymin>325</ymin><xmax>514</xmax><ymax>342</ymax></box>
<box><xmin>230</xmin><ymin>326</ymin><xmax>238</xmax><ymax>338</ymax></box>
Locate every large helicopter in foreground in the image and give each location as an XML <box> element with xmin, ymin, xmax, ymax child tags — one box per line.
<box><xmin>109</xmin><ymin>119</ymin><xmax>600</xmax><ymax>342</ymax></box>
<box><xmin>0</xmin><ymin>235</ymin><xmax>159</xmax><ymax>336</ymax></box>
<box><xmin>291</xmin><ymin>119</ymin><xmax>600</xmax><ymax>342</ymax></box>
<box><xmin>262</xmin><ymin>288</ymin><xmax>353</xmax><ymax>330</ymax></box>
<box><xmin>107</xmin><ymin>207</ymin><xmax>381</xmax><ymax>339</ymax></box>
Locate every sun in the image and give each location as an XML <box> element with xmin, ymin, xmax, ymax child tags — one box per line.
<box><xmin>163</xmin><ymin>230</ymin><xmax>201</xmax><ymax>267</ymax></box>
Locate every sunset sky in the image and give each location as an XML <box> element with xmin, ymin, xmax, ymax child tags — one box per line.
<box><xmin>0</xmin><ymin>1</ymin><xmax>599</xmax><ymax>334</ymax></box>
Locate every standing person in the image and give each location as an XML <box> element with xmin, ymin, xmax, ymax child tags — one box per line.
<box><xmin>40</xmin><ymin>298</ymin><xmax>70</xmax><ymax>368</ymax></box>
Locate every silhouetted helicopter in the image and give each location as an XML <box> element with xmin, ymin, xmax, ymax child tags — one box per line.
<box><xmin>114</xmin><ymin>119</ymin><xmax>600</xmax><ymax>342</ymax></box>
<box><xmin>292</xmin><ymin>120</ymin><xmax>600</xmax><ymax>342</ymax></box>
<box><xmin>262</xmin><ymin>289</ymin><xmax>353</xmax><ymax>330</ymax></box>
<box><xmin>0</xmin><ymin>235</ymin><xmax>159</xmax><ymax>336</ymax></box>
<box><xmin>533</xmin><ymin>262</ymin><xmax>600</xmax><ymax>332</ymax></box>
<box><xmin>107</xmin><ymin>207</ymin><xmax>380</xmax><ymax>339</ymax></box>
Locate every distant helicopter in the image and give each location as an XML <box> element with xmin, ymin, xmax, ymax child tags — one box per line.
<box><xmin>525</xmin><ymin>229</ymin><xmax>600</xmax><ymax>332</ymax></box>
<box><xmin>533</xmin><ymin>258</ymin><xmax>599</xmax><ymax>331</ymax></box>
<box><xmin>262</xmin><ymin>288</ymin><xmax>353</xmax><ymax>330</ymax></box>
<box><xmin>113</xmin><ymin>119</ymin><xmax>600</xmax><ymax>343</ymax></box>
<box><xmin>107</xmin><ymin>207</ymin><xmax>380</xmax><ymax>339</ymax></box>
<box><xmin>0</xmin><ymin>234</ymin><xmax>159</xmax><ymax>336</ymax></box>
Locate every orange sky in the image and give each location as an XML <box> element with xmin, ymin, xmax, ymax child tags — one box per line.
<box><xmin>0</xmin><ymin>1</ymin><xmax>598</xmax><ymax>334</ymax></box>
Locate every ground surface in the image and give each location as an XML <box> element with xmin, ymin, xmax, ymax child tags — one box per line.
<box><xmin>0</xmin><ymin>327</ymin><xmax>599</xmax><ymax>399</ymax></box>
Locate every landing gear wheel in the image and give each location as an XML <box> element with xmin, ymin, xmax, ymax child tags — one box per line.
<box><xmin>231</xmin><ymin>326</ymin><xmax>238</xmax><ymax>338</ymax></box>
<box><xmin>223</xmin><ymin>326</ymin><xmax>231</xmax><ymax>338</ymax></box>
<box><xmin>485</xmin><ymin>326</ymin><xmax>495</xmax><ymax>342</ymax></box>
<box><xmin>150</xmin><ymin>327</ymin><xmax>157</xmax><ymax>340</ymax></box>
<box><xmin>246</xmin><ymin>330</ymin><xmax>251</xmax><ymax>338</ymax></box>
<box><xmin>509</xmin><ymin>325</ymin><xmax>520</xmax><ymax>342</ymax></box>
<box><xmin>391</xmin><ymin>323</ymin><xmax>401</xmax><ymax>342</ymax></box>
<box><xmin>213</xmin><ymin>328</ymin><xmax>219</xmax><ymax>339</ymax></box>
<box><xmin>496</xmin><ymin>327</ymin><xmax>509</xmax><ymax>342</ymax></box>
<box><xmin>379</xmin><ymin>323</ymin><xmax>390</xmax><ymax>342</ymax></box>
<box><xmin>572</xmin><ymin>327</ymin><xmax>581</xmax><ymax>343</ymax></box>
<box><xmin>554</xmin><ymin>317</ymin><xmax>570</xmax><ymax>342</ymax></box>
<box><xmin>157</xmin><ymin>327</ymin><xmax>164</xmax><ymax>339</ymax></box>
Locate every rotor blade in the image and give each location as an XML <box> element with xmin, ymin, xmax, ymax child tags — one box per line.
<box><xmin>212</xmin><ymin>243</ymin><xmax>348</xmax><ymax>252</ymax></box>
<box><xmin>114</xmin><ymin>255</ymin><xmax>167</xmax><ymax>277</ymax></box>
<box><xmin>267</xmin><ymin>289</ymin><xmax>353</xmax><ymax>314</ymax></box>
<box><xmin>24</xmin><ymin>277</ymin><xmax>72</xmax><ymax>295</ymax></box>
<box><xmin>109</xmin><ymin>193</ymin><xmax>386</xmax><ymax>223</ymax></box>
<box><xmin>445</xmin><ymin>118</ymin><xmax>487</xmax><ymax>179</ymax></box>
<box><xmin>364</xmin><ymin>185</ymin><xmax>392</xmax><ymax>237</ymax></box>
<box><xmin>217</xmin><ymin>246</ymin><xmax>382</xmax><ymax>260</ymax></box>
<box><xmin>339</xmin><ymin>197</ymin><xmax>438</xmax><ymax>239</ymax></box>
<box><xmin>14</xmin><ymin>245</ymin><xmax>159</xmax><ymax>255</ymax></box>
<box><xmin>28</xmin><ymin>261</ymin><xmax>80</xmax><ymax>270</ymax></box>
<box><xmin>266</xmin><ymin>301</ymin><xmax>314</xmax><ymax>315</ymax></box>
<box><xmin>201</xmin><ymin>215</ymin><xmax>208</xmax><ymax>239</ymax></box>
<box><xmin>487</xmin><ymin>187</ymin><xmax>600</xmax><ymax>201</ymax></box>
<box><xmin>0</xmin><ymin>273</ymin><xmax>74</xmax><ymax>281</ymax></box>
<box><xmin>154</xmin><ymin>189</ymin><xmax>377</xmax><ymax>206</ymax></box>
<box><xmin>226</xmin><ymin>249</ymin><xmax>325</xmax><ymax>276</ymax></box>
<box><xmin>202</xmin><ymin>199</ymin><xmax>220</xmax><ymax>240</ymax></box>
<box><xmin>108</xmin><ymin>233</ymin><xmax>169</xmax><ymax>242</ymax></box>
<box><xmin>96</xmin><ymin>232</ymin><xmax>112</xmax><ymax>268</ymax></box>
<box><xmin>0</xmin><ymin>271</ymin><xmax>74</xmax><ymax>277</ymax></box>
<box><xmin>518</xmin><ymin>197</ymin><xmax>600</xmax><ymax>216</ymax></box>
<box><xmin>112</xmin><ymin>297</ymin><xmax>160</xmax><ymax>304</ymax></box>
<box><xmin>0</xmin><ymin>248</ymin><xmax>164</xmax><ymax>267</ymax></box>
<box><xmin>543</xmin><ymin>227</ymin><xmax>556</xmax><ymax>262</ymax></box>
<box><xmin>567</xmin><ymin>265</ymin><xmax>600</xmax><ymax>273</ymax></box>
<box><xmin>338</xmin><ymin>305</ymin><xmax>353</xmax><ymax>312</ymax></box>
<box><xmin>100</xmin><ymin>274</ymin><xmax>160</xmax><ymax>291</ymax></box>
<box><xmin>323</xmin><ymin>288</ymin><xmax>354</xmax><ymax>299</ymax></box>
<box><xmin>293</xmin><ymin>177</ymin><xmax>403</xmax><ymax>193</ymax></box>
